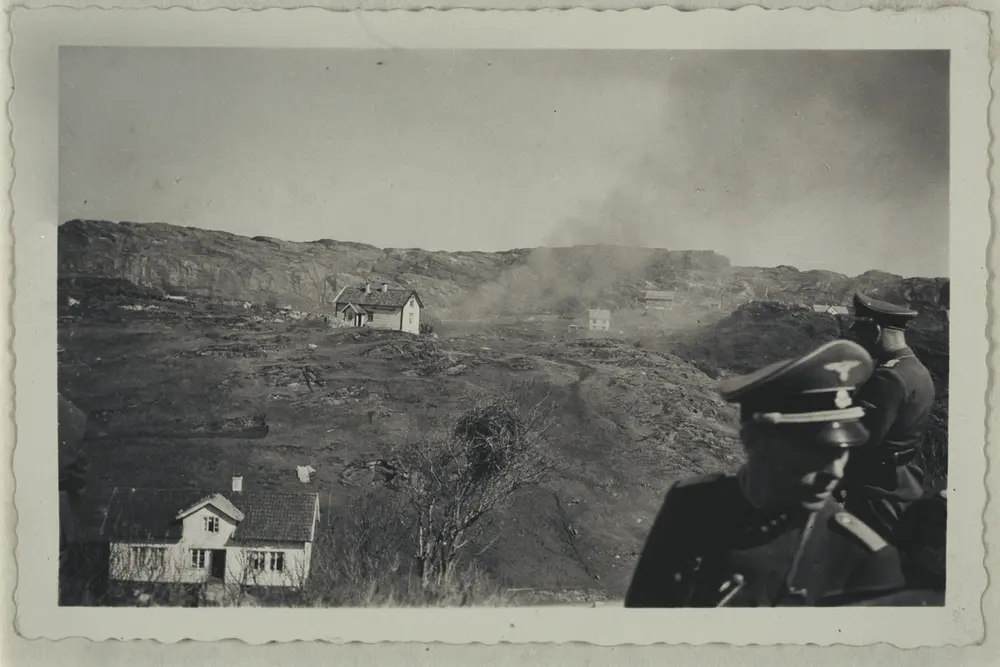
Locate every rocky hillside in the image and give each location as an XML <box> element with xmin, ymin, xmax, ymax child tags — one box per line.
<box><xmin>58</xmin><ymin>219</ymin><xmax>949</xmax><ymax>319</ymax></box>
<box><xmin>57</xmin><ymin>220</ymin><xmax>951</xmax><ymax>603</ymax></box>
<box><xmin>58</xmin><ymin>284</ymin><xmax>745</xmax><ymax>600</ymax></box>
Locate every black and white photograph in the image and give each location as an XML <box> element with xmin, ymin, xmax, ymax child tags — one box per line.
<box><xmin>8</xmin><ymin>6</ymin><xmax>991</xmax><ymax>648</ymax></box>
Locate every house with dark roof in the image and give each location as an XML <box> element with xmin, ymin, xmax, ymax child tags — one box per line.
<box><xmin>643</xmin><ymin>290</ymin><xmax>679</xmax><ymax>310</ymax></box>
<box><xmin>99</xmin><ymin>478</ymin><xmax>320</xmax><ymax>589</ymax></box>
<box><xmin>333</xmin><ymin>282</ymin><xmax>424</xmax><ymax>334</ymax></box>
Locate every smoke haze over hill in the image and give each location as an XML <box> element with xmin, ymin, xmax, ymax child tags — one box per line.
<box><xmin>545</xmin><ymin>51</ymin><xmax>949</xmax><ymax>276</ymax></box>
<box><xmin>61</xmin><ymin>49</ymin><xmax>948</xmax><ymax>278</ymax></box>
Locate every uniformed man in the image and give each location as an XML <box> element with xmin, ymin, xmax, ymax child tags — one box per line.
<box><xmin>840</xmin><ymin>291</ymin><xmax>937</xmax><ymax>543</ymax></box>
<box><xmin>624</xmin><ymin>339</ymin><xmax>909</xmax><ymax>607</ymax></box>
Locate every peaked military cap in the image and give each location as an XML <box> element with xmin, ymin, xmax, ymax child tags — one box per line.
<box><xmin>718</xmin><ymin>340</ymin><xmax>875</xmax><ymax>447</ymax></box>
<box><xmin>852</xmin><ymin>291</ymin><xmax>919</xmax><ymax>330</ymax></box>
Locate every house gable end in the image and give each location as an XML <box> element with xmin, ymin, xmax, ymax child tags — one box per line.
<box><xmin>176</xmin><ymin>493</ymin><xmax>245</xmax><ymax>523</ymax></box>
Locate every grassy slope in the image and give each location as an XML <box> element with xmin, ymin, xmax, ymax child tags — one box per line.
<box><xmin>60</xmin><ymin>289</ymin><xmax>744</xmax><ymax>599</ymax></box>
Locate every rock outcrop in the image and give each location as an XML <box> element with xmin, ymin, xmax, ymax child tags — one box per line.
<box><xmin>58</xmin><ymin>219</ymin><xmax>949</xmax><ymax>319</ymax></box>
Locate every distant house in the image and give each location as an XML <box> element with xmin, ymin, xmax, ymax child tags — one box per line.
<box><xmin>588</xmin><ymin>309</ymin><xmax>611</xmax><ymax>331</ymax></box>
<box><xmin>295</xmin><ymin>465</ymin><xmax>316</xmax><ymax>484</ymax></box>
<box><xmin>643</xmin><ymin>290</ymin><xmax>677</xmax><ymax>310</ymax></box>
<box><xmin>333</xmin><ymin>282</ymin><xmax>424</xmax><ymax>335</ymax></box>
<box><xmin>812</xmin><ymin>304</ymin><xmax>850</xmax><ymax>316</ymax></box>
<box><xmin>99</xmin><ymin>480</ymin><xmax>320</xmax><ymax>589</ymax></box>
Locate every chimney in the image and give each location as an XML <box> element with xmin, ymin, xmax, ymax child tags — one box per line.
<box><xmin>381</xmin><ymin>283</ymin><xmax>388</xmax><ymax>293</ymax></box>
<box><xmin>232</xmin><ymin>476</ymin><xmax>243</xmax><ymax>493</ymax></box>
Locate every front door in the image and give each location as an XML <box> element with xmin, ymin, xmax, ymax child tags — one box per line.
<box><xmin>210</xmin><ymin>549</ymin><xmax>226</xmax><ymax>581</ymax></box>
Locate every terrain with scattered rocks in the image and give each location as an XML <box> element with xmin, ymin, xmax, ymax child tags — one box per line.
<box><xmin>58</xmin><ymin>220</ymin><xmax>949</xmax><ymax>603</ymax></box>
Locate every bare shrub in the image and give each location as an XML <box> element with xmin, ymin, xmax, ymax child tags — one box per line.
<box><xmin>368</xmin><ymin>378</ymin><xmax>560</xmax><ymax>596</ymax></box>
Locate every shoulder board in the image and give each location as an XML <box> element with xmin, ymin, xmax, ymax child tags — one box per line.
<box><xmin>830</xmin><ymin>511</ymin><xmax>888</xmax><ymax>552</ymax></box>
<box><xmin>881</xmin><ymin>358</ymin><xmax>901</xmax><ymax>369</ymax></box>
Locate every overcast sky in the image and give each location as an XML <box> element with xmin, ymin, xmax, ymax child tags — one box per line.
<box><xmin>60</xmin><ymin>48</ymin><xmax>949</xmax><ymax>277</ymax></box>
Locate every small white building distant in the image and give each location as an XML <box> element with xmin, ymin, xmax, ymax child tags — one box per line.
<box><xmin>333</xmin><ymin>282</ymin><xmax>424</xmax><ymax>335</ymax></box>
<box><xmin>588</xmin><ymin>309</ymin><xmax>611</xmax><ymax>331</ymax></box>
<box><xmin>812</xmin><ymin>304</ymin><xmax>850</xmax><ymax>316</ymax></box>
<box><xmin>643</xmin><ymin>290</ymin><xmax>677</xmax><ymax>310</ymax></box>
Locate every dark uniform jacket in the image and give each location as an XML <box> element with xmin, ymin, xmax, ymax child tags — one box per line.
<box><xmin>843</xmin><ymin>347</ymin><xmax>936</xmax><ymax>504</ymax></box>
<box><xmin>624</xmin><ymin>473</ymin><xmax>907</xmax><ymax>607</ymax></box>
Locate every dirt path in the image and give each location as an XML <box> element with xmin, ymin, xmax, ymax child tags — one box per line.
<box><xmin>550</xmin><ymin>356</ymin><xmax>598</xmax><ymax>423</ymax></box>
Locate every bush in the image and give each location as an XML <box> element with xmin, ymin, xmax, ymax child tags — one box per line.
<box><xmin>352</xmin><ymin>380</ymin><xmax>559</xmax><ymax>594</ymax></box>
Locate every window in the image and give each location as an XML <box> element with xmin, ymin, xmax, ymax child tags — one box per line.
<box><xmin>247</xmin><ymin>551</ymin><xmax>284</xmax><ymax>572</ymax></box>
<box><xmin>129</xmin><ymin>546</ymin><xmax>166</xmax><ymax>570</ymax></box>
<box><xmin>203</xmin><ymin>516</ymin><xmax>220</xmax><ymax>533</ymax></box>
<box><xmin>190</xmin><ymin>549</ymin><xmax>208</xmax><ymax>569</ymax></box>
<box><xmin>248</xmin><ymin>551</ymin><xmax>266</xmax><ymax>571</ymax></box>
<box><xmin>409</xmin><ymin>313</ymin><xmax>414</xmax><ymax>324</ymax></box>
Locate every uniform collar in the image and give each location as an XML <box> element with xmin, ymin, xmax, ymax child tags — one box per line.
<box><xmin>877</xmin><ymin>345</ymin><xmax>916</xmax><ymax>365</ymax></box>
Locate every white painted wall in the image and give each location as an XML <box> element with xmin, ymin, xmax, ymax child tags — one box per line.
<box><xmin>108</xmin><ymin>506</ymin><xmax>312</xmax><ymax>588</ymax></box>
<box><xmin>180</xmin><ymin>507</ymin><xmax>239</xmax><ymax>547</ymax></box>
<box><xmin>368</xmin><ymin>307</ymin><xmax>403</xmax><ymax>331</ymax></box>
<box><xmin>110</xmin><ymin>541</ymin><xmax>311</xmax><ymax>588</ymax></box>
<box><xmin>225</xmin><ymin>543</ymin><xmax>311</xmax><ymax>588</ymax></box>
<box><xmin>401</xmin><ymin>296</ymin><xmax>421</xmax><ymax>335</ymax></box>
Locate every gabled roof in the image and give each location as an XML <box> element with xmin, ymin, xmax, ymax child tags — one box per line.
<box><xmin>100</xmin><ymin>488</ymin><xmax>319</xmax><ymax>544</ymax></box>
<box><xmin>335</xmin><ymin>285</ymin><xmax>423</xmax><ymax>309</ymax></box>
<box><xmin>175</xmin><ymin>493</ymin><xmax>245</xmax><ymax>523</ymax></box>
<box><xmin>339</xmin><ymin>303</ymin><xmax>365</xmax><ymax>315</ymax></box>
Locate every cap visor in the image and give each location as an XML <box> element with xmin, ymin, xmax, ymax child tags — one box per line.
<box><xmin>813</xmin><ymin>420</ymin><xmax>871</xmax><ymax>448</ymax></box>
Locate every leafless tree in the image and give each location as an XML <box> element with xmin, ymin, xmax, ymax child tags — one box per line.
<box><xmin>373</xmin><ymin>378</ymin><xmax>560</xmax><ymax>594</ymax></box>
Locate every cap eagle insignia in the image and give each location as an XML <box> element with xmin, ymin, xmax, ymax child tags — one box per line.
<box><xmin>823</xmin><ymin>360</ymin><xmax>862</xmax><ymax>384</ymax></box>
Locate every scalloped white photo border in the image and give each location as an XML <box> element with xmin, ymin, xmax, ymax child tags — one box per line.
<box><xmin>7</xmin><ymin>5</ymin><xmax>991</xmax><ymax>646</ymax></box>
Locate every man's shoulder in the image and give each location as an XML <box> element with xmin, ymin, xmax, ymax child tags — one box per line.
<box><xmin>666</xmin><ymin>472</ymin><xmax>740</xmax><ymax>505</ymax></box>
<box><xmin>826</xmin><ymin>508</ymin><xmax>891</xmax><ymax>553</ymax></box>
<box><xmin>882</xmin><ymin>353</ymin><xmax>935</xmax><ymax>384</ymax></box>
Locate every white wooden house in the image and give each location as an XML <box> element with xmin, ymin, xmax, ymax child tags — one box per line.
<box><xmin>812</xmin><ymin>304</ymin><xmax>851</xmax><ymax>316</ymax></box>
<box><xmin>99</xmin><ymin>480</ymin><xmax>320</xmax><ymax>589</ymax></box>
<box><xmin>333</xmin><ymin>282</ymin><xmax>424</xmax><ymax>335</ymax></box>
<box><xmin>588</xmin><ymin>309</ymin><xmax>611</xmax><ymax>331</ymax></box>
